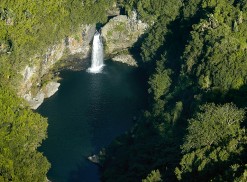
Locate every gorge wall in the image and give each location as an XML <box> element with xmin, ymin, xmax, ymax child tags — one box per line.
<box><xmin>20</xmin><ymin>11</ymin><xmax>147</xmax><ymax>109</ymax></box>
<box><xmin>19</xmin><ymin>25</ymin><xmax>96</xmax><ymax>109</ymax></box>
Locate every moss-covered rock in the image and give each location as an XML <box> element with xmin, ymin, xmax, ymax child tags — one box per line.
<box><xmin>102</xmin><ymin>13</ymin><xmax>148</xmax><ymax>56</ymax></box>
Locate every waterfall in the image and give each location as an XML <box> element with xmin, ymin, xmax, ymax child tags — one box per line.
<box><xmin>87</xmin><ymin>31</ymin><xmax>104</xmax><ymax>73</ymax></box>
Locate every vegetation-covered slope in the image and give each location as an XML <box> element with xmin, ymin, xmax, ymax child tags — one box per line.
<box><xmin>0</xmin><ymin>86</ymin><xmax>49</xmax><ymax>181</ymax></box>
<box><xmin>101</xmin><ymin>0</ymin><xmax>247</xmax><ymax>181</ymax></box>
<box><xmin>0</xmin><ymin>0</ymin><xmax>115</xmax><ymax>181</ymax></box>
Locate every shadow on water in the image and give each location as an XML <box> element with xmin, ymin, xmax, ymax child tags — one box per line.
<box><xmin>68</xmin><ymin>160</ymin><xmax>100</xmax><ymax>182</ymax></box>
<box><xmin>38</xmin><ymin>60</ymin><xmax>148</xmax><ymax>182</ymax></box>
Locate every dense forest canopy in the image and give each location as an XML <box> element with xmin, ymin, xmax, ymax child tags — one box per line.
<box><xmin>0</xmin><ymin>0</ymin><xmax>247</xmax><ymax>181</ymax></box>
<box><xmin>101</xmin><ymin>0</ymin><xmax>247</xmax><ymax>181</ymax></box>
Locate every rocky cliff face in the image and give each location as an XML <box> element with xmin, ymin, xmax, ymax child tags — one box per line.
<box><xmin>101</xmin><ymin>12</ymin><xmax>148</xmax><ymax>66</ymax></box>
<box><xmin>19</xmin><ymin>25</ymin><xmax>95</xmax><ymax>109</ymax></box>
<box><xmin>20</xmin><ymin>12</ymin><xmax>147</xmax><ymax>109</ymax></box>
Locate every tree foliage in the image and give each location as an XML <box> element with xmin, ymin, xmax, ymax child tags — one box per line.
<box><xmin>182</xmin><ymin>103</ymin><xmax>245</xmax><ymax>152</ymax></box>
<box><xmin>142</xmin><ymin>170</ymin><xmax>162</xmax><ymax>182</ymax></box>
<box><xmin>175</xmin><ymin>103</ymin><xmax>247</xmax><ymax>181</ymax></box>
<box><xmin>0</xmin><ymin>86</ymin><xmax>50</xmax><ymax>181</ymax></box>
<box><xmin>120</xmin><ymin>0</ymin><xmax>182</xmax><ymax>23</ymax></box>
<box><xmin>182</xmin><ymin>0</ymin><xmax>247</xmax><ymax>91</ymax></box>
<box><xmin>148</xmin><ymin>60</ymin><xmax>172</xmax><ymax>101</ymax></box>
<box><xmin>101</xmin><ymin>0</ymin><xmax>247</xmax><ymax>181</ymax></box>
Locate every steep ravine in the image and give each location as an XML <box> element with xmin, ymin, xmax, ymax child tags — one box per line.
<box><xmin>19</xmin><ymin>11</ymin><xmax>147</xmax><ymax>110</ymax></box>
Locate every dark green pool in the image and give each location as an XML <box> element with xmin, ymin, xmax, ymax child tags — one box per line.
<box><xmin>38</xmin><ymin>61</ymin><xmax>148</xmax><ymax>182</ymax></box>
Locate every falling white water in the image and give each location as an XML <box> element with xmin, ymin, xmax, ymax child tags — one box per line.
<box><xmin>87</xmin><ymin>31</ymin><xmax>104</xmax><ymax>73</ymax></box>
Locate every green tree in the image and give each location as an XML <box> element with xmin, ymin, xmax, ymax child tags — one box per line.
<box><xmin>175</xmin><ymin>103</ymin><xmax>247</xmax><ymax>181</ymax></box>
<box><xmin>0</xmin><ymin>86</ymin><xmax>50</xmax><ymax>181</ymax></box>
<box><xmin>148</xmin><ymin>60</ymin><xmax>172</xmax><ymax>101</ymax></box>
<box><xmin>142</xmin><ymin>170</ymin><xmax>162</xmax><ymax>182</ymax></box>
<box><xmin>182</xmin><ymin>0</ymin><xmax>247</xmax><ymax>92</ymax></box>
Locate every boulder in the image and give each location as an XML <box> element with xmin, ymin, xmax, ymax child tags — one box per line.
<box><xmin>112</xmin><ymin>53</ymin><xmax>137</xmax><ymax>67</ymax></box>
<box><xmin>88</xmin><ymin>155</ymin><xmax>100</xmax><ymax>164</ymax></box>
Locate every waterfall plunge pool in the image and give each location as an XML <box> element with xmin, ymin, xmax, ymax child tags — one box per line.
<box><xmin>38</xmin><ymin>60</ymin><xmax>148</xmax><ymax>182</ymax></box>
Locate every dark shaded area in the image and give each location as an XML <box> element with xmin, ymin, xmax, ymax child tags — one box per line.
<box><xmin>100</xmin><ymin>0</ymin><xmax>247</xmax><ymax>181</ymax></box>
